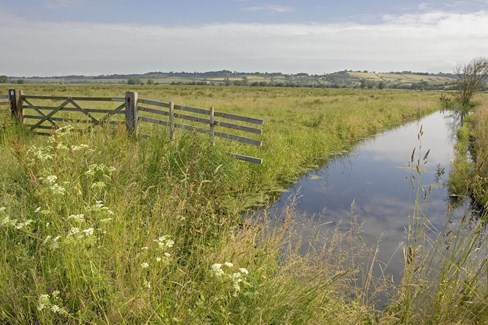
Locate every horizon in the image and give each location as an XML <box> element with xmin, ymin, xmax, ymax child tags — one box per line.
<box><xmin>1</xmin><ymin>0</ymin><xmax>488</xmax><ymax>76</ymax></box>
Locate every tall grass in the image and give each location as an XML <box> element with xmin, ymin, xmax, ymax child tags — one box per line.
<box><xmin>1</xmin><ymin>86</ymin><xmax>485</xmax><ymax>323</ymax></box>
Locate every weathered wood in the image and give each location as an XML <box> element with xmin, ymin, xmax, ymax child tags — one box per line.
<box><xmin>174</xmin><ymin>122</ymin><xmax>208</xmax><ymax>134</ymax></box>
<box><xmin>125</xmin><ymin>91</ymin><xmax>138</xmax><ymax>134</ymax></box>
<box><xmin>230</xmin><ymin>153</ymin><xmax>263</xmax><ymax>164</ymax></box>
<box><xmin>214</xmin><ymin>120</ymin><xmax>262</xmax><ymax>135</ymax></box>
<box><xmin>169</xmin><ymin>101</ymin><xmax>175</xmax><ymax>141</ymax></box>
<box><xmin>22</xmin><ymin>98</ymin><xmax>59</xmax><ymax>128</ymax></box>
<box><xmin>22</xmin><ymin>106</ymin><xmax>126</xmax><ymax>114</ymax></box>
<box><xmin>68</xmin><ymin>98</ymin><xmax>100</xmax><ymax>125</ymax></box>
<box><xmin>138</xmin><ymin>106</ymin><xmax>169</xmax><ymax>117</ymax></box>
<box><xmin>31</xmin><ymin>99</ymin><xmax>71</xmax><ymax>130</ymax></box>
<box><xmin>174</xmin><ymin>104</ymin><xmax>210</xmax><ymax>115</ymax></box>
<box><xmin>23</xmin><ymin>95</ymin><xmax>125</xmax><ymax>102</ymax></box>
<box><xmin>214</xmin><ymin>131</ymin><xmax>262</xmax><ymax>146</ymax></box>
<box><xmin>8</xmin><ymin>89</ymin><xmax>17</xmax><ymax>119</ymax></box>
<box><xmin>214</xmin><ymin>111</ymin><xmax>264</xmax><ymax>125</ymax></box>
<box><xmin>174</xmin><ymin>112</ymin><xmax>211</xmax><ymax>124</ymax></box>
<box><xmin>16</xmin><ymin>90</ymin><xmax>24</xmax><ymax>124</ymax></box>
<box><xmin>138</xmin><ymin>98</ymin><xmax>171</xmax><ymax>108</ymax></box>
<box><xmin>138</xmin><ymin>116</ymin><xmax>169</xmax><ymax>126</ymax></box>
<box><xmin>209</xmin><ymin>106</ymin><xmax>215</xmax><ymax>144</ymax></box>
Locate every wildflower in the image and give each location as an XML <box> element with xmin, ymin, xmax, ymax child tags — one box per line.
<box><xmin>0</xmin><ymin>207</ymin><xmax>6</xmax><ymax>212</ymax></box>
<box><xmin>51</xmin><ymin>305</ymin><xmax>61</xmax><ymax>313</ymax></box>
<box><xmin>239</xmin><ymin>268</ymin><xmax>249</xmax><ymax>275</ymax></box>
<box><xmin>82</xmin><ymin>228</ymin><xmax>94</xmax><ymax>236</ymax></box>
<box><xmin>34</xmin><ymin>207</ymin><xmax>41</xmax><ymax>213</ymax></box>
<box><xmin>144</xmin><ymin>280</ymin><xmax>151</xmax><ymax>289</ymax></box>
<box><xmin>50</xmin><ymin>183</ymin><xmax>66</xmax><ymax>195</ymax></box>
<box><xmin>224</xmin><ymin>262</ymin><xmax>234</xmax><ymax>268</ymax></box>
<box><xmin>71</xmin><ymin>144</ymin><xmax>89</xmax><ymax>152</ymax></box>
<box><xmin>141</xmin><ymin>247</ymin><xmax>149</xmax><ymax>251</ymax></box>
<box><xmin>67</xmin><ymin>227</ymin><xmax>80</xmax><ymax>237</ymax></box>
<box><xmin>141</xmin><ymin>262</ymin><xmax>149</xmax><ymax>269</ymax></box>
<box><xmin>155</xmin><ymin>235</ymin><xmax>174</xmax><ymax>249</ymax></box>
<box><xmin>44</xmin><ymin>175</ymin><xmax>58</xmax><ymax>185</ymax></box>
<box><xmin>67</xmin><ymin>214</ymin><xmax>85</xmax><ymax>222</ymax></box>
<box><xmin>211</xmin><ymin>263</ymin><xmax>225</xmax><ymax>277</ymax></box>
<box><xmin>164</xmin><ymin>252</ymin><xmax>171</xmax><ymax>257</ymax></box>
<box><xmin>37</xmin><ymin>294</ymin><xmax>50</xmax><ymax>311</ymax></box>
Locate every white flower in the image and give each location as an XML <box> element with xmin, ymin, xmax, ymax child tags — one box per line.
<box><xmin>82</xmin><ymin>228</ymin><xmax>94</xmax><ymax>236</ymax></box>
<box><xmin>224</xmin><ymin>262</ymin><xmax>234</xmax><ymax>268</ymax></box>
<box><xmin>51</xmin><ymin>304</ymin><xmax>61</xmax><ymax>313</ymax></box>
<box><xmin>164</xmin><ymin>252</ymin><xmax>171</xmax><ymax>257</ymax></box>
<box><xmin>67</xmin><ymin>214</ymin><xmax>85</xmax><ymax>222</ymax></box>
<box><xmin>67</xmin><ymin>227</ymin><xmax>80</xmax><ymax>237</ymax></box>
<box><xmin>0</xmin><ymin>207</ymin><xmax>6</xmax><ymax>212</ymax></box>
<box><xmin>211</xmin><ymin>263</ymin><xmax>225</xmax><ymax>277</ymax></box>
<box><xmin>141</xmin><ymin>262</ymin><xmax>149</xmax><ymax>269</ymax></box>
<box><xmin>37</xmin><ymin>294</ymin><xmax>50</xmax><ymax>311</ymax></box>
<box><xmin>156</xmin><ymin>257</ymin><xmax>162</xmax><ymax>262</ymax></box>
<box><xmin>50</xmin><ymin>183</ymin><xmax>66</xmax><ymax>195</ymax></box>
<box><xmin>15</xmin><ymin>219</ymin><xmax>33</xmax><ymax>229</ymax></box>
<box><xmin>239</xmin><ymin>268</ymin><xmax>249</xmax><ymax>275</ymax></box>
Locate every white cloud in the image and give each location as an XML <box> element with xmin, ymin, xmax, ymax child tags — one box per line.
<box><xmin>242</xmin><ymin>5</ymin><xmax>294</xmax><ymax>13</ymax></box>
<box><xmin>0</xmin><ymin>10</ymin><xmax>487</xmax><ymax>76</ymax></box>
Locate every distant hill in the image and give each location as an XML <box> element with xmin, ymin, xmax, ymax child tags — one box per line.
<box><xmin>2</xmin><ymin>70</ymin><xmax>457</xmax><ymax>90</ymax></box>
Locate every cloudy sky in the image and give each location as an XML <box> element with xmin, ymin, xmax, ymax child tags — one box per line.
<box><xmin>0</xmin><ymin>0</ymin><xmax>487</xmax><ymax>76</ymax></box>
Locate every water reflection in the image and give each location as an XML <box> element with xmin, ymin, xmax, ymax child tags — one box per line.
<box><xmin>265</xmin><ymin>111</ymin><xmax>471</xmax><ymax>282</ymax></box>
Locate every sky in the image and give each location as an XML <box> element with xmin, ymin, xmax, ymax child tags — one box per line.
<box><xmin>0</xmin><ymin>0</ymin><xmax>487</xmax><ymax>76</ymax></box>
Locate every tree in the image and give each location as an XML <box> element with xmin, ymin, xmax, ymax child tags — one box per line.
<box><xmin>455</xmin><ymin>57</ymin><xmax>488</xmax><ymax>123</ymax></box>
<box><xmin>0</xmin><ymin>75</ymin><xmax>8</xmax><ymax>83</ymax></box>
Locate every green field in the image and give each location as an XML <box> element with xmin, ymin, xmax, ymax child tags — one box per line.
<box><xmin>1</xmin><ymin>85</ymin><xmax>487</xmax><ymax>324</ymax></box>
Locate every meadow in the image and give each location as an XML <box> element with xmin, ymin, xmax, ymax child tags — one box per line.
<box><xmin>0</xmin><ymin>85</ymin><xmax>486</xmax><ymax>324</ymax></box>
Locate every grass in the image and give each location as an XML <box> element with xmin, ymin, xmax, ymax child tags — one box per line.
<box><xmin>0</xmin><ymin>85</ymin><xmax>486</xmax><ymax>323</ymax></box>
<box><xmin>449</xmin><ymin>94</ymin><xmax>488</xmax><ymax>209</ymax></box>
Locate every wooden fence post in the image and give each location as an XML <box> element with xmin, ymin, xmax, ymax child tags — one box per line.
<box><xmin>125</xmin><ymin>91</ymin><xmax>138</xmax><ymax>135</ymax></box>
<box><xmin>8</xmin><ymin>89</ymin><xmax>23</xmax><ymax>124</ymax></box>
<box><xmin>169</xmin><ymin>101</ymin><xmax>175</xmax><ymax>141</ymax></box>
<box><xmin>209</xmin><ymin>106</ymin><xmax>215</xmax><ymax>144</ymax></box>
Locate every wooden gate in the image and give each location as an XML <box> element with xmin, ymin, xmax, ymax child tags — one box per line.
<box><xmin>5</xmin><ymin>89</ymin><xmax>264</xmax><ymax>163</ymax></box>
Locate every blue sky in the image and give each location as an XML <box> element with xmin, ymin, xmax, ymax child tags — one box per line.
<box><xmin>1</xmin><ymin>0</ymin><xmax>488</xmax><ymax>76</ymax></box>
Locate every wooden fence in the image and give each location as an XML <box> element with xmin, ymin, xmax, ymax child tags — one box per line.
<box><xmin>4</xmin><ymin>89</ymin><xmax>264</xmax><ymax>163</ymax></box>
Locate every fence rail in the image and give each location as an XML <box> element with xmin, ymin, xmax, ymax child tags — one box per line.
<box><xmin>0</xmin><ymin>95</ymin><xmax>8</xmax><ymax>106</ymax></box>
<box><xmin>4</xmin><ymin>89</ymin><xmax>264</xmax><ymax>163</ymax></box>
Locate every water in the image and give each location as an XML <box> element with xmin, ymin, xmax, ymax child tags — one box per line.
<box><xmin>266</xmin><ymin>110</ymin><xmax>471</xmax><ymax>282</ymax></box>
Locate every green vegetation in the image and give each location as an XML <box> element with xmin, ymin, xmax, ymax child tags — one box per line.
<box><xmin>5</xmin><ymin>70</ymin><xmax>456</xmax><ymax>89</ymax></box>
<box><xmin>0</xmin><ymin>85</ymin><xmax>486</xmax><ymax>323</ymax></box>
<box><xmin>450</xmin><ymin>95</ymin><xmax>488</xmax><ymax>209</ymax></box>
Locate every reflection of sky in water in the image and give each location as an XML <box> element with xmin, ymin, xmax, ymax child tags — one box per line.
<box><xmin>267</xmin><ymin>111</ymin><xmax>469</xmax><ymax>282</ymax></box>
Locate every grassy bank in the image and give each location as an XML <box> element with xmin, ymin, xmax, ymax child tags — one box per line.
<box><xmin>3</xmin><ymin>86</ymin><xmax>486</xmax><ymax>324</ymax></box>
<box><xmin>449</xmin><ymin>94</ymin><xmax>488</xmax><ymax>209</ymax></box>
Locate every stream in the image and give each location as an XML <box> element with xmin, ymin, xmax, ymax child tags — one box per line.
<box><xmin>265</xmin><ymin>110</ymin><xmax>472</xmax><ymax>283</ymax></box>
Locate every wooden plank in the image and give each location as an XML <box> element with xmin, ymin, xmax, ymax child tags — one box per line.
<box><xmin>138</xmin><ymin>116</ymin><xmax>169</xmax><ymax>126</ymax></box>
<box><xmin>174</xmin><ymin>112</ymin><xmax>210</xmax><ymax>124</ymax></box>
<box><xmin>0</xmin><ymin>101</ymin><xmax>9</xmax><ymax>106</ymax></box>
<box><xmin>214</xmin><ymin>111</ymin><xmax>264</xmax><ymax>125</ymax></box>
<box><xmin>174</xmin><ymin>122</ymin><xmax>208</xmax><ymax>134</ymax></box>
<box><xmin>214</xmin><ymin>131</ymin><xmax>262</xmax><ymax>146</ymax></box>
<box><xmin>215</xmin><ymin>120</ymin><xmax>262</xmax><ymax>135</ymax></box>
<box><xmin>210</xmin><ymin>106</ymin><xmax>215</xmax><ymax>143</ymax></box>
<box><xmin>138</xmin><ymin>98</ymin><xmax>170</xmax><ymax>108</ymax></box>
<box><xmin>138</xmin><ymin>106</ymin><xmax>169</xmax><ymax>117</ymax></box>
<box><xmin>169</xmin><ymin>102</ymin><xmax>175</xmax><ymax>141</ymax></box>
<box><xmin>23</xmin><ymin>95</ymin><xmax>124</xmax><ymax>102</ymax></box>
<box><xmin>24</xmin><ymin>124</ymin><xmax>56</xmax><ymax>130</ymax></box>
<box><xmin>174</xmin><ymin>104</ymin><xmax>210</xmax><ymax>115</ymax></box>
<box><xmin>125</xmin><ymin>91</ymin><xmax>138</xmax><ymax>134</ymax></box>
<box><xmin>24</xmin><ymin>115</ymin><xmax>123</xmax><ymax>125</ymax></box>
<box><xmin>22</xmin><ymin>106</ymin><xmax>125</xmax><ymax>114</ymax></box>
<box><xmin>229</xmin><ymin>153</ymin><xmax>263</xmax><ymax>164</ymax></box>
